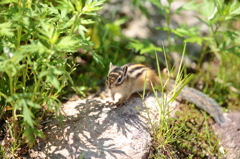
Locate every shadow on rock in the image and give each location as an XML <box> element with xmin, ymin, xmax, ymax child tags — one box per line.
<box><xmin>29</xmin><ymin>97</ymin><xmax>152</xmax><ymax>159</ymax></box>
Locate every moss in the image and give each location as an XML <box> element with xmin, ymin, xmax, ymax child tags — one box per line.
<box><xmin>150</xmin><ymin>103</ymin><xmax>225</xmax><ymax>159</ymax></box>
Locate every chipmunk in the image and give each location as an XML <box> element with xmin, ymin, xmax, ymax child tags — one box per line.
<box><xmin>106</xmin><ymin>62</ymin><xmax>226</xmax><ymax>126</ymax></box>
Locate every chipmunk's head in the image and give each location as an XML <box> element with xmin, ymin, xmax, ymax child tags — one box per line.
<box><xmin>106</xmin><ymin>62</ymin><xmax>128</xmax><ymax>89</ymax></box>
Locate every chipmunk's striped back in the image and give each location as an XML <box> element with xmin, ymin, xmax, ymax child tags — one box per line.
<box><xmin>106</xmin><ymin>63</ymin><xmax>159</xmax><ymax>90</ymax></box>
<box><xmin>126</xmin><ymin>63</ymin><xmax>149</xmax><ymax>79</ymax></box>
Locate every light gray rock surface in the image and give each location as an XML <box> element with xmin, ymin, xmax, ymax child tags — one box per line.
<box><xmin>29</xmin><ymin>93</ymin><xmax>177</xmax><ymax>159</ymax></box>
<box><xmin>213</xmin><ymin>112</ymin><xmax>240</xmax><ymax>159</ymax></box>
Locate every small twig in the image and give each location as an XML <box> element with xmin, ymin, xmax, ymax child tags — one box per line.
<box><xmin>41</xmin><ymin>120</ymin><xmax>52</xmax><ymax>125</ymax></box>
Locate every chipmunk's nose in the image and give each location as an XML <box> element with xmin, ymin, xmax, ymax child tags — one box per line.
<box><xmin>108</xmin><ymin>84</ymin><xmax>114</xmax><ymax>89</ymax></box>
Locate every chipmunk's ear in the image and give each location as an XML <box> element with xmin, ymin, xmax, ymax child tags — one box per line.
<box><xmin>108</xmin><ymin>62</ymin><xmax>114</xmax><ymax>74</ymax></box>
<box><xmin>109</xmin><ymin>62</ymin><xmax>113</xmax><ymax>68</ymax></box>
<box><xmin>122</xmin><ymin>66</ymin><xmax>128</xmax><ymax>78</ymax></box>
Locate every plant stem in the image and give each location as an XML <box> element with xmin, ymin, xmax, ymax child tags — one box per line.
<box><xmin>197</xmin><ymin>41</ymin><xmax>208</xmax><ymax>70</ymax></box>
<box><xmin>197</xmin><ymin>22</ymin><xmax>222</xmax><ymax>70</ymax></box>
<box><xmin>166</xmin><ymin>1</ymin><xmax>173</xmax><ymax>67</ymax></box>
<box><xmin>69</xmin><ymin>12</ymin><xmax>82</xmax><ymax>36</ymax></box>
<box><xmin>8</xmin><ymin>74</ymin><xmax>17</xmax><ymax>143</ymax></box>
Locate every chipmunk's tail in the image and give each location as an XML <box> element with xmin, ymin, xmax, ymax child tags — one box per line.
<box><xmin>166</xmin><ymin>80</ymin><xmax>226</xmax><ymax>126</ymax></box>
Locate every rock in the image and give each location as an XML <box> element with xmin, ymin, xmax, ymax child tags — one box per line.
<box><xmin>27</xmin><ymin>91</ymin><xmax>240</xmax><ymax>159</ymax></box>
<box><xmin>28</xmin><ymin>93</ymin><xmax>178</xmax><ymax>159</ymax></box>
<box><xmin>213</xmin><ymin>111</ymin><xmax>240</xmax><ymax>159</ymax></box>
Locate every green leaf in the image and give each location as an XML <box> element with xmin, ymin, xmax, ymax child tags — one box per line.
<box><xmin>39</xmin><ymin>70</ymin><xmax>49</xmax><ymax>79</ymax></box>
<box><xmin>228</xmin><ymin>0</ymin><xmax>240</xmax><ymax>18</ymax></box>
<box><xmin>85</xmin><ymin>0</ymin><xmax>93</xmax><ymax>5</ymax></box>
<box><xmin>23</xmin><ymin>100</ymin><xmax>35</xmax><ymax>127</ymax></box>
<box><xmin>199</xmin><ymin>0</ymin><xmax>217</xmax><ymax>21</ymax></box>
<box><xmin>73</xmin><ymin>0</ymin><xmax>83</xmax><ymax>11</ymax></box>
<box><xmin>39</xmin><ymin>67</ymin><xmax>62</xmax><ymax>90</ymax></box>
<box><xmin>0</xmin><ymin>0</ymin><xmax>17</xmax><ymax>4</ymax></box>
<box><xmin>65</xmin><ymin>71</ymin><xmax>74</xmax><ymax>85</ymax></box>
<box><xmin>81</xmin><ymin>19</ymin><xmax>95</xmax><ymax>25</ymax></box>
<box><xmin>38</xmin><ymin>21</ymin><xmax>59</xmax><ymax>45</ymax></box>
<box><xmin>40</xmin><ymin>3</ymin><xmax>59</xmax><ymax>15</ymax></box>
<box><xmin>176</xmin><ymin>1</ymin><xmax>199</xmax><ymax>13</ymax></box>
<box><xmin>148</xmin><ymin>0</ymin><xmax>162</xmax><ymax>8</ymax></box>
<box><xmin>171</xmin><ymin>25</ymin><xmax>199</xmax><ymax>37</ymax></box>
<box><xmin>156</xmin><ymin>26</ymin><xmax>171</xmax><ymax>32</ymax></box>
<box><xmin>21</xmin><ymin>41</ymin><xmax>49</xmax><ymax>55</ymax></box>
<box><xmin>62</xmin><ymin>15</ymin><xmax>75</xmax><ymax>29</ymax></box>
<box><xmin>33</xmin><ymin>128</ymin><xmax>45</xmax><ymax>138</ymax></box>
<box><xmin>226</xmin><ymin>46</ymin><xmax>240</xmax><ymax>58</ymax></box>
<box><xmin>56</xmin><ymin>0</ymin><xmax>75</xmax><ymax>12</ymax></box>
<box><xmin>221</xmin><ymin>30</ymin><xmax>240</xmax><ymax>41</ymax></box>
<box><xmin>22</xmin><ymin>125</ymin><xmax>45</xmax><ymax>148</ymax></box>
<box><xmin>56</xmin><ymin>36</ymin><xmax>79</xmax><ymax>52</ymax></box>
<box><xmin>127</xmin><ymin>39</ymin><xmax>162</xmax><ymax>54</ymax></box>
<box><xmin>92</xmin><ymin>51</ymin><xmax>104</xmax><ymax>67</ymax></box>
<box><xmin>82</xmin><ymin>0</ymin><xmax>105</xmax><ymax>13</ymax></box>
<box><xmin>194</xmin><ymin>15</ymin><xmax>211</xmax><ymax>27</ymax></box>
<box><xmin>72</xmin><ymin>86</ymin><xmax>86</xmax><ymax>97</ymax></box>
<box><xmin>26</xmin><ymin>100</ymin><xmax>41</xmax><ymax>109</ymax></box>
<box><xmin>0</xmin><ymin>50</ymin><xmax>26</xmax><ymax>77</ymax></box>
<box><xmin>0</xmin><ymin>22</ymin><xmax>14</xmax><ymax>37</ymax></box>
<box><xmin>22</xmin><ymin>125</ymin><xmax>35</xmax><ymax>148</ymax></box>
<box><xmin>52</xmin><ymin>67</ymin><xmax>63</xmax><ymax>75</ymax></box>
<box><xmin>184</xmin><ymin>37</ymin><xmax>203</xmax><ymax>45</ymax></box>
<box><xmin>47</xmin><ymin>74</ymin><xmax>60</xmax><ymax>90</ymax></box>
<box><xmin>78</xmin><ymin>24</ymin><xmax>88</xmax><ymax>38</ymax></box>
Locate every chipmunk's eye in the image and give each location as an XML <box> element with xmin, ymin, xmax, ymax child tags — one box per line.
<box><xmin>117</xmin><ymin>76</ymin><xmax>122</xmax><ymax>83</ymax></box>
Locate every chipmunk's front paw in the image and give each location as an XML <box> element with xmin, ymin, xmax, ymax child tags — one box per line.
<box><xmin>106</xmin><ymin>100</ymin><xmax>125</xmax><ymax>107</ymax></box>
<box><xmin>106</xmin><ymin>100</ymin><xmax>114</xmax><ymax>105</ymax></box>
